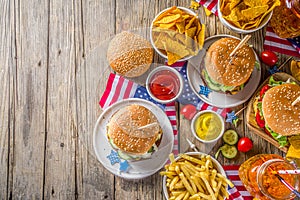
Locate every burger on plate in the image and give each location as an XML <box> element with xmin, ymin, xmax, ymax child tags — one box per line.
<box><xmin>106</xmin><ymin>104</ymin><xmax>163</xmax><ymax>161</ymax></box>
<box><xmin>253</xmin><ymin>77</ymin><xmax>300</xmax><ymax>147</ymax></box>
<box><xmin>202</xmin><ymin>37</ymin><xmax>257</xmax><ymax>94</ymax></box>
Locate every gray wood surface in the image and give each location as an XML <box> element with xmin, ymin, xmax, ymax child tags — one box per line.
<box><xmin>0</xmin><ymin>0</ymin><xmax>293</xmax><ymax>199</ymax></box>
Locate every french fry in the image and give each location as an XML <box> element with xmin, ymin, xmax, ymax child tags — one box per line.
<box><xmin>179</xmin><ymin>172</ymin><xmax>195</xmax><ymax>195</ymax></box>
<box><xmin>179</xmin><ymin>154</ymin><xmax>206</xmax><ymax>165</ymax></box>
<box><xmin>160</xmin><ymin>171</ymin><xmax>177</xmax><ymax>178</ymax></box>
<box><xmin>183</xmin><ymin>191</ymin><xmax>190</xmax><ymax>200</ymax></box>
<box><xmin>190</xmin><ymin>176</ymin><xmax>205</xmax><ymax>193</ymax></box>
<box><xmin>189</xmin><ymin>192</ymin><xmax>211</xmax><ymax>200</ymax></box>
<box><xmin>199</xmin><ymin>172</ymin><xmax>217</xmax><ymax>200</ymax></box>
<box><xmin>217</xmin><ymin>173</ymin><xmax>234</xmax><ymax>188</ymax></box>
<box><xmin>175</xmin><ymin>191</ymin><xmax>186</xmax><ymax>200</ymax></box>
<box><xmin>170</xmin><ymin>176</ymin><xmax>180</xmax><ymax>191</ymax></box>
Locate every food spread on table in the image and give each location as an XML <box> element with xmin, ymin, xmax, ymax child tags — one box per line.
<box><xmin>95</xmin><ymin>1</ymin><xmax>300</xmax><ymax>199</ymax></box>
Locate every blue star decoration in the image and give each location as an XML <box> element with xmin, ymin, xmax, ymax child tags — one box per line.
<box><xmin>106</xmin><ymin>150</ymin><xmax>121</xmax><ymax>165</ymax></box>
<box><xmin>268</xmin><ymin>65</ymin><xmax>280</xmax><ymax>75</ymax></box>
<box><xmin>119</xmin><ymin>160</ymin><xmax>130</xmax><ymax>172</ymax></box>
<box><xmin>199</xmin><ymin>85</ymin><xmax>211</xmax><ymax>98</ymax></box>
<box><xmin>226</xmin><ymin>111</ymin><xmax>238</xmax><ymax>123</ymax></box>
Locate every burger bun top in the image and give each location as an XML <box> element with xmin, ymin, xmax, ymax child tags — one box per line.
<box><xmin>262</xmin><ymin>83</ymin><xmax>300</xmax><ymax>136</ymax></box>
<box><xmin>205</xmin><ymin>37</ymin><xmax>256</xmax><ymax>87</ymax></box>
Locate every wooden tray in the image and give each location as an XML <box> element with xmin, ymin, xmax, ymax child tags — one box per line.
<box><xmin>246</xmin><ymin>72</ymin><xmax>300</xmax><ymax>153</ymax></box>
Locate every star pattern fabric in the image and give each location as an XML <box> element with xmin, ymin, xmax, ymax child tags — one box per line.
<box><xmin>199</xmin><ymin>85</ymin><xmax>211</xmax><ymax>98</ymax></box>
<box><xmin>226</xmin><ymin>111</ymin><xmax>238</xmax><ymax>123</ymax></box>
<box><xmin>106</xmin><ymin>150</ymin><xmax>121</xmax><ymax>165</ymax></box>
<box><xmin>119</xmin><ymin>160</ymin><xmax>130</xmax><ymax>172</ymax></box>
<box><xmin>287</xmin><ymin>36</ymin><xmax>300</xmax><ymax>54</ymax></box>
<box><xmin>268</xmin><ymin>65</ymin><xmax>280</xmax><ymax>75</ymax></box>
<box><xmin>177</xmin><ymin>63</ymin><xmax>202</xmax><ymax>106</ymax></box>
<box><xmin>133</xmin><ymin>85</ymin><xmax>165</xmax><ymax>109</ymax></box>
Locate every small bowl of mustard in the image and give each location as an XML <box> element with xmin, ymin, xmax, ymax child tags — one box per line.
<box><xmin>191</xmin><ymin>110</ymin><xmax>225</xmax><ymax>143</ymax></box>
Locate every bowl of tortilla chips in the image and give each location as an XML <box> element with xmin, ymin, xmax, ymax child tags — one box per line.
<box><xmin>218</xmin><ymin>0</ymin><xmax>281</xmax><ymax>34</ymax></box>
<box><xmin>150</xmin><ymin>6</ymin><xmax>205</xmax><ymax>65</ymax></box>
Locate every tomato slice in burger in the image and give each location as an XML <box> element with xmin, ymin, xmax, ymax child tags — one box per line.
<box><xmin>255</xmin><ymin>111</ymin><xmax>265</xmax><ymax>128</ymax></box>
<box><xmin>259</xmin><ymin>85</ymin><xmax>271</xmax><ymax>100</ymax></box>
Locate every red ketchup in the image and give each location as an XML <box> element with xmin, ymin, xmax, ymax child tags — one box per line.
<box><xmin>149</xmin><ymin>70</ymin><xmax>180</xmax><ymax>101</ymax></box>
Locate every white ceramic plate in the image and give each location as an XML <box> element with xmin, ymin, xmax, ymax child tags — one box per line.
<box><xmin>187</xmin><ymin>34</ymin><xmax>261</xmax><ymax>108</ymax></box>
<box><xmin>93</xmin><ymin>98</ymin><xmax>174</xmax><ymax>179</ymax></box>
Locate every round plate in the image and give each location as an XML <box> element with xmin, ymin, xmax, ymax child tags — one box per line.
<box><xmin>187</xmin><ymin>34</ymin><xmax>261</xmax><ymax>108</ymax></box>
<box><xmin>93</xmin><ymin>98</ymin><xmax>174</xmax><ymax>179</ymax></box>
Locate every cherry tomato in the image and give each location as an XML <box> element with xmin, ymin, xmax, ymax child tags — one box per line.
<box><xmin>180</xmin><ymin>104</ymin><xmax>197</xmax><ymax>120</ymax></box>
<box><xmin>261</xmin><ymin>50</ymin><xmax>278</xmax><ymax>66</ymax></box>
<box><xmin>237</xmin><ymin>137</ymin><xmax>253</xmax><ymax>152</ymax></box>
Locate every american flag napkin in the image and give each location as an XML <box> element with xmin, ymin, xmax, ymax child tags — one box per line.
<box><xmin>198</xmin><ymin>0</ymin><xmax>218</xmax><ymax>16</ymax></box>
<box><xmin>264</xmin><ymin>26</ymin><xmax>300</xmax><ymax>57</ymax></box>
<box><xmin>223</xmin><ymin>166</ymin><xmax>253</xmax><ymax>200</ymax></box>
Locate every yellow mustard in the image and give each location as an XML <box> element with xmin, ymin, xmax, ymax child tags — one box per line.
<box><xmin>195</xmin><ymin>112</ymin><xmax>222</xmax><ymax>140</ymax></box>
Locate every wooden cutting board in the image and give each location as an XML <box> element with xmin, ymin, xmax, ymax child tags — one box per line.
<box><xmin>246</xmin><ymin>72</ymin><xmax>300</xmax><ymax>153</ymax></box>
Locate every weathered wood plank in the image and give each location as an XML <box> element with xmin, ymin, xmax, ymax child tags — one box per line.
<box><xmin>43</xmin><ymin>1</ymin><xmax>78</xmax><ymax>199</ymax></box>
<box><xmin>0</xmin><ymin>1</ymin><xmax>14</xmax><ymax>198</ymax></box>
<box><xmin>11</xmin><ymin>0</ymin><xmax>48</xmax><ymax>198</ymax></box>
<box><xmin>76</xmin><ymin>0</ymin><xmax>116</xmax><ymax>199</ymax></box>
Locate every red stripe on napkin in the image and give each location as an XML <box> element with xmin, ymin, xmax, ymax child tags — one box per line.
<box><xmin>223</xmin><ymin>165</ymin><xmax>253</xmax><ymax>200</ymax></box>
<box><xmin>198</xmin><ymin>0</ymin><xmax>218</xmax><ymax>16</ymax></box>
<box><xmin>264</xmin><ymin>26</ymin><xmax>300</xmax><ymax>57</ymax></box>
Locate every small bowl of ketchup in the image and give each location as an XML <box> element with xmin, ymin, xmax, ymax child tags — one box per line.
<box><xmin>146</xmin><ymin>66</ymin><xmax>183</xmax><ymax>104</ymax></box>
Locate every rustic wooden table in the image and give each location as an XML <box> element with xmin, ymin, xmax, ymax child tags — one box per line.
<box><xmin>0</xmin><ymin>0</ymin><xmax>292</xmax><ymax>199</ymax></box>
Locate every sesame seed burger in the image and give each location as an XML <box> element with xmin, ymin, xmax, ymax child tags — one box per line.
<box><xmin>202</xmin><ymin>37</ymin><xmax>257</xmax><ymax>94</ymax></box>
<box><xmin>106</xmin><ymin>104</ymin><xmax>163</xmax><ymax>161</ymax></box>
<box><xmin>254</xmin><ymin>77</ymin><xmax>300</xmax><ymax>148</ymax></box>
<box><xmin>107</xmin><ymin>31</ymin><xmax>154</xmax><ymax>77</ymax></box>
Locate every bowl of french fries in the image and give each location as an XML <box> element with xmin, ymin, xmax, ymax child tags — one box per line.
<box><xmin>160</xmin><ymin>152</ymin><xmax>233</xmax><ymax>200</ymax></box>
<box><xmin>150</xmin><ymin>6</ymin><xmax>205</xmax><ymax>65</ymax></box>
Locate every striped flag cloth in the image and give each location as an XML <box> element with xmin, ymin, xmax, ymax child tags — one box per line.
<box><xmin>264</xmin><ymin>26</ymin><xmax>300</xmax><ymax>57</ymax></box>
<box><xmin>198</xmin><ymin>0</ymin><xmax>218</xmax><ymax>16</ymax></box>
<box><xmin>223</xmin><ymin>166</ymin><xmax>253</xmax><ymax>200</ymax></box>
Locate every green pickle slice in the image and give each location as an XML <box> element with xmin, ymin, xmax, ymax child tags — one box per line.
<box><xmin>223</xmin><ymin>129</ymin><xmax>238</xmax><ymax>145</ymax></box>
<box><xmin>221</xmin><ymin>144</ymin><xmax>237</xmax><ymax>159</ymax></box>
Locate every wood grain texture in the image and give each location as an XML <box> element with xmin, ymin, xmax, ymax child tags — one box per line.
<box><xmin>43</xmin><ymin>1</ymin><xmax>77</xmax><ymax>199</ymax></box>
<box><xmin>76</xmin><ymin>0</ymin><xmax>115</xmax><ymax>199</ymax></box>
<box><xmin>0</xmin><ymin>0</ymin><xmax>14</xmax><ymax>198</ymax></box>
<box><xmin>0</xmin><ymin>0</ymin><xmax>294</xmax><ymax>199</ymax></box>
<box><xmin>11</xmin><ymin>0</ymin><xmax>48</xmax><ymax>198</ymax></box>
